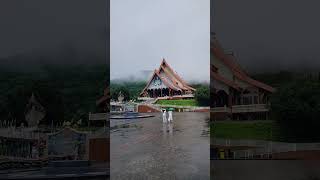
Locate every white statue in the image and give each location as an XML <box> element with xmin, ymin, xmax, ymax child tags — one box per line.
<box><xmin>162</xmin><ymin>109</ymin><xmax>167</xmax><ymax>123</ymax></box>
<box><xmin>25</xmin><ymin>93</ymin><xmax>46</xmax><ymax>127</ymax></box>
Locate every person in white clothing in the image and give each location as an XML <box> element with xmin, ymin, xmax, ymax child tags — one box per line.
<box><xmin>168</xmin><ymin>109</ymin><xmax>173</xmax><ymax>123</ymax></box>
<box><xmin>162</xmin><ymin>109</ymin><xmax>167</xmax><ymax>123</ymax></box>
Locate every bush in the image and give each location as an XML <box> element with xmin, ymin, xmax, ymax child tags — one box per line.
<box><xmin>4</xmin><ymin>81</ymin><xmax>65</xmax><ymax>126</ymax></box>
<box><xmin>195</xmin><ymin>85</ymin><xmax>210</xmax><ymax>106</ymax></box>
<box><xmin>110</xmin><ymin>81</ymin><xmax>146</xmax><ymax>101</ymax></box>
<box><xmin>110</xmin><ymin>86</ymin><xmax>130</xmax><ymax>101</ymax></box>
<box><xmin>271</xmin><ymin>79</ymin><xmax>320</xmax><ymax>142</ymax></box>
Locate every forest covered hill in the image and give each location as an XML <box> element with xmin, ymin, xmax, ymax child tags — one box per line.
<box><xmin>0</xmin><ymin>64</ymin><xmax>108</xmax><ymax>127</ymax></box>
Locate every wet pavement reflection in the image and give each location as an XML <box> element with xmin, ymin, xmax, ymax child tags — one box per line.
<box><xmin>111</xmin><ymin>112</ymin><xmax>209</xmax><ymax>180</ymax></box>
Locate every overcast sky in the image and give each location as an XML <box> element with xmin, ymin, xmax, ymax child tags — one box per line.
<box><xmin>110</xmin><ymin>0</ymin><xmax>210</xmax><ymax>82</ymax></box>
<box><xmin>0</xmin><ymin>0</ymin><xmax>108</xmax><ymax>64</ymax></box>
<box><xmin>213</xmin><ymin>0</ymin><xmax>320</xmax><ymax>73</ymax></box>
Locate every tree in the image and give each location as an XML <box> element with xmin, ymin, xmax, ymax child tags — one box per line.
<box><xmin>110</xmin><ymin>85</ymin><xmax>130</xmax><ymax>101</ymax></box>
<box><xmin>195</xmin><ymin>85</ymin><xmax>210</xmax><ymax>106</ymax></box>
<box><xmin>4</xmin><ymin>80</ymin><xmax>65</xmax><ymax>127</ymax></box>
<box><xmin>31</xmin><ymin>81</ymin><xmax>65</xmax><ymax>127</ymax></box>
<box><xmin>271</xmin><ymin>79</ymin><xmax>320</xmax><ymax>142</ymax></box>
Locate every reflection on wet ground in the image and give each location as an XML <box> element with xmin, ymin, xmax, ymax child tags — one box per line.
<box><xmin>111</xmin><ymin>112</ymin><xmax>209</xmax><ymax>180</ymax></box>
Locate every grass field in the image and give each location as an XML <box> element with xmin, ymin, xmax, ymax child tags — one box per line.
<box><xmin>211</xmin><ymin>120</ymin><xmax>281</xmax><ymax>141</ymax></box>
<box><xmin>155</xmin><ymin>99</ymin><xmax>198</xmax><ymax>106</ymax></box>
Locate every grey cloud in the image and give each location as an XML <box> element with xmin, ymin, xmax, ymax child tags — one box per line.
<box><xmin>212</xmin><ymin>0</ymin><xmax>320</xmax><ymax>73</ymax></box>
<box><xmin>111</xmin><ymin>0</ymin><xmax>210</xmax><ymax>82</ymax></box>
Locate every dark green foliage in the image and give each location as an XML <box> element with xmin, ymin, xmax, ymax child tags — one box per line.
<box><xmin>253</xmin><ymin>71</ymin><xmax>295</xmax><ymax>87</ymax></box>
<box><xmin>0</xmin><ymin>64</ymin><xmax>108</xmax><ymax>127</ymax></box>
<box><xmin>194</xmin><ymin>84</ymin><xmax>210</xmax><ymax>106</ymax></box>
<box><xmin>4</xmin><ymin>81</ymin><xmax>66</xmax><ymax>126</ymax></box>
<box><xmin>213</xmin><ymin>121</ymin><xmax>280</xmax><ymax>141</ymax></box>
<box><xmin>156</xmin><ymin>99</ymin><xmax>198</xmax><ymax>106</ymax></box>
<box><xmin>271</xmin><ymin>78</ymin><xmax>320</xmax><ymax>142</ymax></box>
<box><xmin>110</xmin><ymin>81</ymin><xmax>146</xmax><ymax>101</ymax></box>
<box><xmin>110</xmin><ymin>85</ymin><xmax>130</xmax><ymax>101</ymax></box>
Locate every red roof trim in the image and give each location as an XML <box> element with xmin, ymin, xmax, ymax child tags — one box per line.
<box><xmin>139</xmin><ymin>69</ymin><xmax>181</xmax><ymax>96</ymax></box>
<box><xmin>156</xmin><ymin>70</ymin><xmax>181</xmax><ymax>91</ymax></box>
<box><xmin>211</xmin><ymin>39</ymin><xmax>275</xmax><ymax>93</ymax></box>
<box><xmin>159</xmin><ymin>64</ymin><xmax>189</xmax><ymax>91</ymax></box>
<box><xmin>96</xmin><ymin>87</ymin><xmax>109</xmax><ymax>106</ymax></box>
<box><xmin>211</xmin><ymin>71</ymin><xmax>240</xmax><ymax>90</ymax></box>
<box><xmin>140</xmin><ymin>59</ymin><xmax>196</xmax><ymax>96</ymax></box>
<box><xmin>96</xmin><ymin>95</ymin><xmax>108</xmax><ymax>106</ymax></box>
<box><xmin>139</xmin><ymin>69</ymin><xmax>158</xmax><ymax>95</ymax></box>
<box><xmin>160</xmin><ymin>59</ymin><xmax>195</xmax><ymax>91</ymax></box>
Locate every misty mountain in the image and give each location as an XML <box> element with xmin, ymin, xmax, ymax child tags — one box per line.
<box><xmin>111</xmin><ymin>70</ymin><xmax>153</xmax><ymax>82</ymax></box>
<box><xmin>0</xmin><ymin>46</ymin><xmax>107</xmax><ymax>73</ymax></box>
<box><xmin>0</xmin><ymin>0</ymin><xmax>108</xmax><ymax>65</ymax></box>
<box><xmin>212</xmin><ymin>0</ymin><xmax>320</xmax><ymax>73</ymax></box>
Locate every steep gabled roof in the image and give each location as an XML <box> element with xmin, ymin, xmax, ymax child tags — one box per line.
<box><xmin>139</xmin><ymin>69</ymin><xmax>181</xmax><ymax>96</ymax></box>
<box><xmin>155</xmin><ymin>70</ymin><xmax>181</xmax><ymax>91</ymax></box>
<box><xmin>159</xmin><ymin>64</ymin><xmax>188</xmax><ymax>91</ymax></box>
<box><xmin>211</xmin><ymin>37</ymin><xmax>275</xmax><ymax>93</ymax></box>
<box><xmin>140</xmin><ymin>59</ymin><xmax>195</xmax><ymax>96</ymax></box>
<box><xmin>159</xmin><ymin>59</ymin><xmax>196</xmax><ymax>91</ymax></box>
<box><xmin>96</xmin><ymin>87</ymin><xmax>109</xmax><ymax>106</ymax></box>
<box><xmin>140</xmin><ymin>69</ymin><xmax>159</xmax><ymax>95</ymax></box>
<box><xmin>210</xmin><ymin>65</ymin><xmax>240</xmax><ymax>90</ymax></box>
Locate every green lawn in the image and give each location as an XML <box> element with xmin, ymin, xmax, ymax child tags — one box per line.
<box><xmin>211</xmin><ymin>120</ymin><xmax>281</xmax><ymax>141</ymax></box>
<box><xmin>155</xmin><ymin>99</ymin><xmax>198</xmax><ymax>106</ymax></box>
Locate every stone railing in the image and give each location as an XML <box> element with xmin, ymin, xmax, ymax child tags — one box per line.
<box><xmin>137</xmin><ymin>97</ymin><xmax>154</xmax><ymax>101</ymax></box>
<box><xmin>211</xmin><ymin>106</ymin><xmax>231</xmax><ymax>113</ymax></box>
<box><xmin>231</xmin><ymin>104</ymin><xmax>269</xmax><ymax>113</ymax></box>
<box><xmin>89</xmin><ymin>112</ymin><xmax>109</xmax><ymax>121</ymax></box>
<box><xmin>211</xmin><ymin>104</ymin><xmax>269</xmax><ymax>113</ymax></box>
<box><xmin>153</xmin><ymin>104</ymin><xmax>210</xmax><ymax>112</ymax></box>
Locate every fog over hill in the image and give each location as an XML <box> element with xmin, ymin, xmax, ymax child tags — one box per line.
<box><xmin>0</xmin><ymin>0</ymin><xmax>108</xmax><ymax>69</ymax></box>
<box><xmin>111</xmin><ymin>0</ymin><xmax>210</xmax><ymax>82</ymax></box>
<box><xmin>111</xmin><ymin>70</ymin><xmax>153</xmax><ymax>82</ymax></box>
<box><xmin>212</xmin><ymin>0</ymin><xmax>320</xmax><ymax>73</ymax></box>
<box><xmin>111</xmin><ymin>70</ymin><xmax>209</xmax><ymax>85</ymax></box>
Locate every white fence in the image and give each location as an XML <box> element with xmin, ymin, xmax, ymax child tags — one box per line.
<box><xmin>212</xmin><ymin>138</ymin><xmax>320</xmax><ymax>159</ymax></box>
<box><xmin>211</xmin><ymin>104</ymin><xmax>269</xmax><ymax>113</ymax></box>
<box><xmin>89</xmin><ymin>113</ymin><xmax>109</xmax><ymax>121</ymax></box>
<box><xmin>232</xmin><ymin>104</ymin><xmax>269</xmax><ymax>113</ymax></box>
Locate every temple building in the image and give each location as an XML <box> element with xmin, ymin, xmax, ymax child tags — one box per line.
<box><xmin>96</xmin><ymin>85</ymin><xmax>110</xmax><ymax>113</ymax></box>
<box><xmin>139</xmin><ymin>59</ymin><xmax>195</xmax><ymax>99</ymax></box>
<box><xmin>211</xmin><ymin>34</ymin><xmax>275</xmax><ymax>120</ymax></box>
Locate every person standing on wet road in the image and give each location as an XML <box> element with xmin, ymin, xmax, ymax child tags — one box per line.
<box><xmin>168</xmin><ymin>108</ymin><xmax>173</xmax><ymax>123</ymax></box>
<box><xmin>162</xmin><ymin>109</ymin><xmax>167</xmax><ymax>123</ymax></box>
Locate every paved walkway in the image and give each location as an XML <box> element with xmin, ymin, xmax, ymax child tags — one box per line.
<box><xmin>0</xmin><ymin>166</ymin><xmax>108</xmax><ymax>179</ymax></box>
<box><xmin>0</xmin><ymin>161</ymin><xmax>108</xmax><ymax>179</ymax></box>
<box><xmin>111</xmin><ymin>112</ymin><xmax>210</xmax><ymax>180</ymax></box>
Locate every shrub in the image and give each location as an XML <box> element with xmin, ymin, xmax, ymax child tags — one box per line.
<box><xmin>195</xmin><ymin>85</ymin><xmax>210</xmax><ymax>106</ymax></box>
<box><xmin>271</xmin><ymin>79</ymin><xmax>320</xmax><ymax>142</ymax></box>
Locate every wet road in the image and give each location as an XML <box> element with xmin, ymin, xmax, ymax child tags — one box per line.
<box><xmin>110</xmin><ymin>112</ymin><xmax>210</xmax><ymax>180</ymax></box>
<box><xmin>0</xmin><ymin>166</ymin><xmax>108</xmax><ymax>179</ymax></box>
<box><xmin>212</xmin><ymin>160</ymin><xmax>320</xmax><ymax>180</ymax></box>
